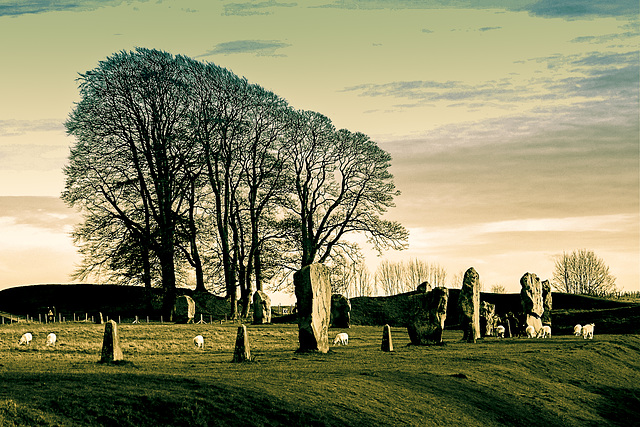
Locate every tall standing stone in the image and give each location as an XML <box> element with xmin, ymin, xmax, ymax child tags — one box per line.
<box><xmin>541</xmin><ymin>280</ymin><xmax>552</xmax><ymax>326</ymax></box>
<box><xmin>381</xmin><ymin>324</ymin><xmax>394</xmax><ymax>352</ymax></box>
<box><xmin>458</xmin><ymin>267</ymin><xmax>481</xmax><ymax>343</ymax></box>
<box><xmin>232</xmin><ymin>324</ymin><xmax>252</xmax><ymax>363</ymax></box>
<box><xmin>172</xmin><ymin>295</ymin><xmax>195</xmax><ymax>324</ymax></box>
<box><xmin>294</xmin><ymin>264</ymin><xmax>331</xmax><ymax>353</ymax></box>
<box><xmin>407</xmin><ymin>287</ymin><xmax>449</xmax><ymax>345</ymax></box>
<box><xmin>330</xmin><ymin>294</ymin><xmax>351</xmax><ymax>329</ymax></box>
<box><xmin>481</xmin><ymin>301</ymin><xmax>498</xmax><ymax>337</ymax></box>
<box><xmin>520</xmin><ymin>272</ymin><xmax>544</xmax><ymax>332</ymax></box>
<box><xmin>252</xmin><ymin>290</ymin><xmax>272</xmax><ymax>324</ymax></box>
<box><xmin>100</xmin><ymin>320</ymin><xmax>123</xmax><ymax>363</ymax></box>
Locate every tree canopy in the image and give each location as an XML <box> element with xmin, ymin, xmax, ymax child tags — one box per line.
<box><xmin>63</xmin><ymin>48</ymin><xmax>407</xmax><ymax>317</ymax></box>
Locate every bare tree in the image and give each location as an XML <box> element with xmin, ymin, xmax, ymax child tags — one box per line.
<box><xmin>553</xmin><ymin>249</ymin><xmax>616</xmax><ymax>296</ymax></box>
<box><xmin>282</xmin><ymin>110</ymin><xmax>408</xmax><ymax>269</ymax></box>
<box><xmin>490</xmin><ymin>284</ymin><xmax>506</xmax><ymax>294</ymax></box>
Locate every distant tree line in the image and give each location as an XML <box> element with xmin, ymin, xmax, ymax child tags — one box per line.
<box><xmin>553</xmin><ymin>249</ymin><xmax>616</xmax><ymax>296</ymax></box>
<box><xmin>62</xmin><ymin>48</ymin><xmax>408</xmax><ymax>318</ymax></box>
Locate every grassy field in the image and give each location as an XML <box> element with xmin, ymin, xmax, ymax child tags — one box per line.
<box><xmin>0</xmin><ymin>322</ymin><xmax>639</xmax><ymax>426</ymax></box>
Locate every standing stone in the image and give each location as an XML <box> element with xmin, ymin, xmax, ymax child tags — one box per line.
<box><xmin>232</xmin><ymin>324</ymin><xmax>252</xmax><ymax>363</ymax></box>
<box><xmin>100</xmin><ymin>320</ymin><xmax>123</xmax><ymax>363</ymax></box>
<box><xmin>481</xmin><ymin>301</ymin><xmax>498</xmax><ymax>337</ymax></box>
<box><xmin>407</xmin><ymin>287</ymin><xmax>449</xmax><ymax>345</ymax></box>
<box><xmin>381</xmin><ymin>324</ymin><xmax>394</xmax><ymax>352</ymax></box>
<box><xmin>294</xmin><ymin>264</ymin><xmax>331</xmax><ymax>353</ymax></box>
<box><xmin>252</xmin><ymin>290</ymin><xmax>272</xmax><ymax>324</ymax></box>
<box><xmin>416</xmin><ymin>281</ymin><xmax>430</xmax><ymax>293</ymax></box>
<box><xmin>458</xmin><ymin>267</ymin><xmax>481</xmax><ymax>343</ymax></box>
<box><xmin>330</xmin><ymin>294</ymin><xmax>351</xmax><ymax>329</ymax></box>
<box><xmin>520</xmin><ymin>272</ymin><xmax>544</xmax><ymax>332</ymax></box>
<box><xmin>173</xmin><ymin>295</ymin><xmax>195</xmax><ymax>324</ymax></box>
<box><xmin>541</xmin><ymin>280</ymin><xmax>552</xmax><ymax>326</ymax></box>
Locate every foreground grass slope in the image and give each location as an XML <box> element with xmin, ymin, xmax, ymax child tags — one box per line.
<box><xmin>0</xmin><ymin>323</ymin><xmax>638</xmax><ymax>426</ymax></box>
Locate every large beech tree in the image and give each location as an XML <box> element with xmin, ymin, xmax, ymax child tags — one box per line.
<box><xmin>64</xmin><ymin>49</ymin><xmax>198</xmax><ymax>317</ymax></box>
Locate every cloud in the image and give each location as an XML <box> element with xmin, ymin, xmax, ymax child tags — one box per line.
<box><xmin>197</xmin><ymin>40</ymin><xmax>292</xmax><ymax>57</ymax></box>
<box><xmin>0</xmin><ymin>0</ymin><xmax>147</xmax><ymax>17</ymax></box>
<box><xmin>314</xmin><ymin>0</ymin><xmax>638</xmax><ymax>18</ymax></box>
<box><xmin>222</xmin><ymin>0</ymin><xmax>297</xmax><ymax>16</ymax></box>
<box><xmin>0</xmin><ymin>196</ymin><xmax>79</xmax><ymax>233</ymax></box>
<box><xmin>0</xmin><ymin>119</ymin><xmax>64</xmax><ymax>137</ymax></box>
<box><xmin>522</xmin><ymin>0</ymin><xmax>639</xmax><ymax>19</ymax></box>
<box><xmin>342</xmin><ymin>50</ymin><xmax>638</xmax><ymax>112</ymax></box>
<box><xmin>478</xmin><ymin>26</ymin><xmax>501</xmax><ymax>32</ymax></box>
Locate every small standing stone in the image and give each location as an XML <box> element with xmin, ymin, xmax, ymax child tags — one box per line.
<box><xmin>173</xmin><ymin>295</ymin><xmax>196</xmax><ymax>324</ymax></box>
<box><xmin>100</xmin><ymin>320</ymin><xmax>123</xmax><ymax>363</ymax></box>
<box><xmin>232</xmin><ymin>324</ymin><xmax>252</xmax><ymax>363</ymax></box>
<box><xmin>381</xmin><ymin>324</ymin><xmax>394</xmax><ymax>352</ymax></box>
<box><xmin>253</xmin><ymin>290</ymin><xmax>272</xmax><ymax>324</ymax></box>
<box><xmin>330</xmin><ymin>294</ymin><xmax>351</xmax><ymax>329</ymax></box>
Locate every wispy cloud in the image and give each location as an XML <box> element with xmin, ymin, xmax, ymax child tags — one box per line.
<box><xmin>523</xmin><ymin>0</ymin><xmax>639</xmax><ymax>19</ymax></box>
<box><xmin>0</xmin><ymin>196</ymin><xmax>78</xmax><ymax>233</ymax></box>
<box><xmin>342</xmin><ymin>50</ymin><xmax>638</xmax><ymax>112</ymax></box>
<box><xmin>223</xmin><ymin>0</ymin><xmax>297</xmax><ymax>16</ymax></box>
<box><xmin>0</xmin><ymin>119</ymin><xmax>64</xmax><ymax>137</ymax></box>
<box><xmin>315</xmin><ymin>0</ymin><xmax>638</xmax><ymax>18</ymax></box>
<box><xmin>197</xmin><ymin>40</ymin><xmax>292</xmax><ymax>57</ymax></box>
<box><xmin>0</xmin><ymin>0</ymin><xmax>148</xmax><ymax>17</ymax></box>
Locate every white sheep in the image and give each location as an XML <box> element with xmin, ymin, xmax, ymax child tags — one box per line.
<box><xmin>45</xmin><ymin>333</ymin><xmax>57</xmax><ymax>346</ymax></box>
<box><xmin>525</xmin><ymin>325</ymin><xmax>536</xmax><ymax>338</ymax></box>
<box><xmin>193</xmin><ymin>335</ymin><xmax>204</xmax><ymax>348</ymax></box>
<box><xmin>496</xmin><ymin>325</ymin><xmax>505</xmax><ymax>338</ymax></box>
<box><xmin>573</xmin><ymin>324</ymin><xmax>582</xmax><ymax>336</ymax></box>
<box><xmin>18</xmin><ymin>332</ymin><xmax>32</xmax><ymax>346</ymax></box>
<box><xmin>333</xmin><ymin>332</ymin><xmax>349</xmax><ymax>346</ymax></box>
<box><xmin>582</xmin><ymin>323</ymin><xmax>595</xmax><ymax>339</ymax></box>
<box><xmin>537</xmin><ymin>325</ymin><xmax>551</xmax><ymax>338</ymax></box>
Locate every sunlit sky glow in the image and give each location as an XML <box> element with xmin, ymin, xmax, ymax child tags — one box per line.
<box><xmin>0</xmin><ymin>0</ymin><xmax>638</xmax><ymax>301</ymax></box>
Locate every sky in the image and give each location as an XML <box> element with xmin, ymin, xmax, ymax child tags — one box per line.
<box><xmin>0</xmin><ymin>0</ymin><xmax>638</xmax><ymax>303</ymax></box>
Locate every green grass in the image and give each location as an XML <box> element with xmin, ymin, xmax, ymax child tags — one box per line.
<box><xmin>0</xmin><ymin>322</ymin><xmax>639</xmax><ymax>426</ymax></box>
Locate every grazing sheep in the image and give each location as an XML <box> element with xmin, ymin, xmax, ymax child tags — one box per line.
<box><xmin>333</xmin><ymin>332</ymin><xmax>349</xmax><ymax>346</ymax></box>
<box><xmin>496</xmin><ymin>325</ymin><xmax>505</xmax><ymax>338</ymax></box>
<box><xmin>525</xmin><ymin>325</ymin><xmax>536</xmax><ymax>338</ymax></box>
<box><xmin>18</xmin><ymin>333</ymin><xmax>32</xmax><ymax>346</ymax></box>
<box><xmin>573</xmin><ymin>324</ymin><xmax>582</xmax><ymax>336</ymax></box>
<box><xmin>193</xmin><ymin>335</ymin><xmax>204</xmax><ymax>348</ymax></box>
<box><xmin>582</xmin><ymin>323</ymin><xmax>595</xmax><ymax>339</ymax></box>
<box><xmin>45</xmin><ymin>333</ymin><xmax>57</xmax><ymax>346</ymax></box>
<box><xmin>537</xmin><ymin>325</ymin><xmax>551</xmax><ymax>338</ymax></box>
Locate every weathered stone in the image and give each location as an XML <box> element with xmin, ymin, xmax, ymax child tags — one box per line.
<box><xmin>381</xmin><ymin>324</ymin><xmax>394</xmax><ymax>352</ymax></box>
<box><xmin>407</xmin><ymin>287</ymin><xmax>449</xmax><ymax>345</ymax></box>
<box><xmin>481</xmin><ymin>301</ymin><xmax>498</xmax><ymax>337</ymax></box>
<box><xmin>100</xmin><ymin>320</ymin><xmax>123</xmax><ymax>363</ymax></box>
<box><xmin>252</xmin><ymin>290</ymin><xmax>272</xmax><ymax>325</ymax></box>
<box><xmin>416</xmin><ymin>281</ymin><xmax>430</xmax><ymax>293</ymax></box>
<box><xmin>294</xmin><ymin>264</ymin><xmax>331</xmax><ymax>353</ymax></box>
<box><xmin>172</xmin><ymin>295</ymin><xmax>195</xmax><ymax>324</ymax></box>
<box><xmin>458</xmin><ymin>267</ymin><xmax>481</xmax><ymax>343</ymax></box>
<box><xmin>541</xmin><ymin>280</ymin><xmax>552</xmax><ymax>326</ymax></box>
<box><xmin>330</xmin><ymin>294</ymin><xmax>351</xmax><ymax>329</ymax></box>
<box><xmin>232</xmin><ymin>324</ymin><xmax>252</xmax><ymax>363</ymax></box>
<box><xmin>520</xmin><ymin>272</ymin><xmax>543</xmax><ymax>332</ymax></box>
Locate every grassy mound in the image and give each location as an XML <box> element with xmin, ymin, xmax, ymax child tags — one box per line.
<box><xmin>0</xmin><ymin>323</ymin><xmax>638</xmax><ymax>426</ymax></box>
